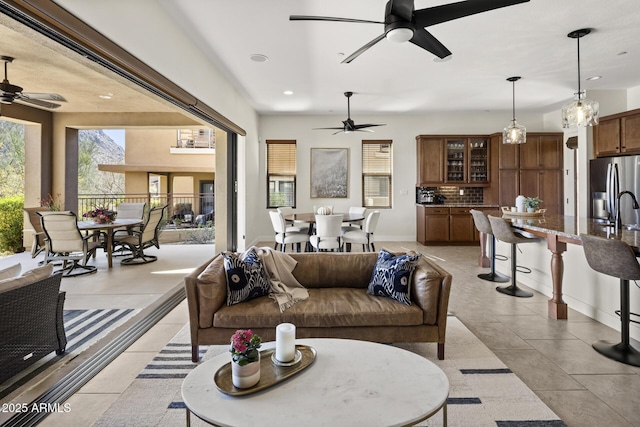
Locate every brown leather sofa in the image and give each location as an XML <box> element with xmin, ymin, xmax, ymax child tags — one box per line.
<box><xmin>184</xmin><ymin>252</ymin><xmax>452</xmax><ymax>363</ymax></box>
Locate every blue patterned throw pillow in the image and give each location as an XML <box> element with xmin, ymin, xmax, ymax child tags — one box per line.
<box><xmin>222</xmin><ymin>248</ymin><xmax>271</xmax><ymax>306</ymax></box>
<box><xmin>368</xmin><ymin>249</ymin><xmax>421</xmax><ymax>305</ymax></box>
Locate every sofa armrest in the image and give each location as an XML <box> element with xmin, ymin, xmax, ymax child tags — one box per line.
<box><xmin>411</xmin><ymin>257</ymin><xmax>452</xmax><ymax>325</ymax></box>
<box><xmin>184</xmin><ymin>255</ymin><xmax>227</xmax><ymax>330</ymax></box>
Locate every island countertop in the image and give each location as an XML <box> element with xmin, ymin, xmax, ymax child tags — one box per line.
<box><xmin>482</xmin><ymin>213</ymin><xmax>640</xmax><ymax>320</ymax></box>
<box><xmin>501</xmin><ymin>213</ymin><xmax>640</xmax><ymax>250</ymax></box>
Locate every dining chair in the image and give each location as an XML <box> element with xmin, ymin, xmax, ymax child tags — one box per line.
<box><xmin>342</xmin><ymin>211</ymin><xmax>380</xmax><ymax>252</ymax></box>
<box><xmin>269</xmin><ymin>210</ymin><xmax>309</xmax><ymax>252</ymax></box>
<box><xmin>276</xmin><ymin>207</ymin><xmax>309</xmax><ymax>234</ymax></box>
<box><xmin>113</xmin><ymin>205</ymin><xmax>167</xmax><ymax>265</ymax></box>
<box><xmin>341</xmin><ymin>206</ymin><xmax>368</xmax><ymax>232</ymax></box>
<box><xmin>310</xmin><ymin>214</ymin><xmax>343</xmax><ymax>252</ymax></box>
<box><xmin>38</xmin><ymin>211</ymin><xmax>99</xmax><ymax>277</ymax></box>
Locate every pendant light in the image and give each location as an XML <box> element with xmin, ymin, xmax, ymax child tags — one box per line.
<box><xmin>503</xmin><ymin>76</ymin><xmax>526</xmax><ymax>144</ymax></box>
<box><xmin>562</xmin><ymin>28</ymin><xmax>599</xmax><ymax>128</ymax></box>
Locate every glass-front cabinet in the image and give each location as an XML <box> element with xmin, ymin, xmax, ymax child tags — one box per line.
<box><xmin>469</xmin><ymin>138</ymin><xmax>488</xmax><ymax>183</ymax></box>
<box><xmin>445</xmin><ymin>138</ymin><xmax>488</xmax><ymax>184</ymax></box>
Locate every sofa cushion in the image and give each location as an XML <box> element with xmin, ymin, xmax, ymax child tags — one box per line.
<box><xmin>0</xmin><ymin>264</ymin><xmax>54</xmax><ymax>293</ymax></box>
<box><xmin>367</xmin><ymin>250</ymin><xmax>421</xmax><ymax>305</ymax></box>
<box><xmin>289</xmin><ymin>252</ymin><xmax>378</xmax><ymax>289</ymax></box>
<box><xmin>0</xmin><ymin>263</ymin><xmax>21</xmax><ymax>280</ymax></box>
<box><xmin>213</xmin><ymin>288</ymin><xmax>424</xmax><ymax>329</ymax></box>
<box><xmin>222</xmin><ymin>248</ymin><xmax>270</xmax><ymax>306</ymax></box>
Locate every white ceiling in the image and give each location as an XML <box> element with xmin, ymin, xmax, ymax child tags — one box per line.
<box><xmin>3</xmin><ymin>0</ymin><xmax>640</xmax><ymax>120</ymax></box>
<box><xmin>158</xmin><ymin>0</ymin><xmax>640</xmax><ymax>116</ymax></box>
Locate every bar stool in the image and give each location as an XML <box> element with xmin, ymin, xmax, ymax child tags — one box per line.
<box><xmin>488</xmin><ymin>216</ymin><xmax>540</xmax><ymax>298</ymax></box>
<box><xmin>580</xmin><ymin>234</ymin><xmax>640</xmax><ymax>367</ymax></box>
<box><xmin>470</xmin><ymin>210</ymin><xmax>509</xmax><ymax>283</ymax></box>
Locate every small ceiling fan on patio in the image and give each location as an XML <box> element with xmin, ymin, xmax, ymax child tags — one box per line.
<box><xmin>1</xmin><ymin>56</ymin><xmax>67</xmax><ymax>109</ymax></box>
<box><xmin>313</xmin><ymin>92</ymin><xmax>386</xmax><ymax>134</ymax></box>
<box><xmin>291</xmin><ymin>0</ymin><xmax>530</xmax><ymax>63</ymax></box>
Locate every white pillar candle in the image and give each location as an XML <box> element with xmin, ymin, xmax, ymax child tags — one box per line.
<box><xmin>275</xmin><ymin>323</ymin><xmax>296</xmax><ymax>362</ymax></box>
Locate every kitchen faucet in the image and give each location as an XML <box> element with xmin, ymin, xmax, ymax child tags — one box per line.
<box><xmin>615</xmin><ymin>191</ymin><xmax>640</xmax><ymax>231</ymax></box>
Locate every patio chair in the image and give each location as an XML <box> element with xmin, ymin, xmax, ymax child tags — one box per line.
<box><xmin>113</xmin><ymin>205</ymin><xmax>167</xmax><ymax>265</ymax></box>
<box><xmin>38</xmin><ymin>211</ymin><xmax>99</xmax><ymax>277</ymax></box>
<box><xmin>23</xmin><ymin>206</ymin><xmax>50</xmax><ymax>259</ymax></box>
<box><xmin>112</xmin><ymin>202</ymin><xmax>147</xmax><ymax>256</ymax></box>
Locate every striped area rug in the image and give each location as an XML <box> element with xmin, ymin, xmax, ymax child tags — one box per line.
<box><xmin>0</xmin><ymin>308</ymin><xmax>138</xmax><ymax>399</ymax></box>
<box><xmin>95</xmin><ymin>317</ymin><xmax>566</xmax><ymax>427</ymax></box>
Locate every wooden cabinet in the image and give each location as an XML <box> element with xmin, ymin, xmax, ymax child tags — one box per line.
<box><xmin>497</xmin><ymin>132</ymin><xmax>563</xmax><ymax>216</ymax></box>
<box><xmin>449</xmin><ymin>207</ymin><xmax>474</xmax><ymax>242</ymax></box>
<box><xmin>594</xmin><ymin>109</ymin><xmax>640</xmax><ymax>157</ymax></box>
<box><xmin>416</xmin><ymin>135</ymin><xmax>489</xmax><ymax>186</ymax></box>
<box><xmin>417</xmin><ymin>205</ymin><xmax>497</xmax><ymax>243</ymax></box>
<box><xmin>416</xmin><ymin>137</ymin><xmax>444</xmax><ymax>185</ymax></box>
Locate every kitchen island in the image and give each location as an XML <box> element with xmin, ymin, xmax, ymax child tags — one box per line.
<box><xmin>488</xmin><ymin>213</ymin><xmax>640</xmax><ymax>326</ymax></box>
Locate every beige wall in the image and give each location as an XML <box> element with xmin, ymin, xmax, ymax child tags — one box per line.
<box><xmin>125</xmin><ymin>128</ymin><xmax>215</xmax><ymax>169</ymax></box>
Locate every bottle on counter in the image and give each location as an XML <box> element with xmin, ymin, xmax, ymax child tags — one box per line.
<box><xmin>515</xmin><ymin>195</ymin><xmax>526</xmax><ymax>213</ymax></box>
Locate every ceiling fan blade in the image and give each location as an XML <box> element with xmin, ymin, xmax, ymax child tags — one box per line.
<box><xmin>290</xmin><ymin>15</ymin><xmax>383</xmax><ymax>24</ymax></box>
<box><xmin>332</xmin><ymin>130</ymin><xmax>346</xmax><ymax>135</ymax></box>
<box><xmin>313</xmin><ymin>127</ymin><xmax>347</xmax><ymax>130</ymax></box>
<box><xmin>21</xmin><ymin>92</ymin><xmax>67</xmax><ymax>102</ymax></box>
<box><xmin>414</xmin><ymin>0</ymin><xmax>530</xmax><ymax>28</ymax></box>
<box><xmin>342</xmin><ymin>33</ymin><xmax>386</xmax><ymax>63</ymax></box>
<box><xmin>409</xmin><ymin>28</ymin><xmax>452</xmax><ymax>59</ymax></box>
<box><xmin>16</xmin><ymin>96</ymin><xmax>61</xmax><ymax>109</ymax></box>
<box><xmin>353</xmin><ymin>123</ymin><xmax>386</xmax><ymax>129</ymax></box>
<box><xmin>389</xmin><ymin>0</ymin><xmax>414</xmax><ymax>21</ymax></box>
<box><xmin>355</xmin><ymin>129</ymin><xmax>375</xmax><ymax>133</ymax></box>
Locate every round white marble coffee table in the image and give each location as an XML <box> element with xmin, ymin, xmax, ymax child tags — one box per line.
<box><xmin>182</xmin><ymin>338</ymin><xmax>449</xmax><ymax>427</ymax></box>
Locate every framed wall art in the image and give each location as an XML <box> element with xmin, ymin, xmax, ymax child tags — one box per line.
<box><xmin>310</xmin><ymin>148</ymin><xmax>348</xmax><ymax>198</ymax></box>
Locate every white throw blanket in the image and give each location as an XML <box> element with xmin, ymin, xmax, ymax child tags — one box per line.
<box><xmin>253</xmin><ymin>246</ymin><xmax>309</xmax><ymax>312</ymax></box>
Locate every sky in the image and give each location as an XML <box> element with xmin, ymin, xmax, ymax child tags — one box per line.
<box><xmin>102</xmin><ymin>129</ymin><xmax>125</xmax><ymax>147</ymax></box>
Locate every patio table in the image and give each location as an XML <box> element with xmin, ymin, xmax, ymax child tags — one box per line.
<box><xmin>78</xmin><ymin>218</ymin><xmax>143</xmax><ymax>268</ymax></box>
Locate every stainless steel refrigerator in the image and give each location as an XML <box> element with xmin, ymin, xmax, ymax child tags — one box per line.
<box><xmin>590</xmin><ymin>156</ymin><xmax>640</xmax><ymax>225</ymax></box>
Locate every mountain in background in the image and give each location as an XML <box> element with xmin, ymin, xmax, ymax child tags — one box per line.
<box><xmin>78</xmin><ymin>130</ymin><xmax>125</xmax><ymax>194</ymax></box>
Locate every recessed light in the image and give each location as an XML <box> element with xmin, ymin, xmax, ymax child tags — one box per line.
<box><xmin>99</xmin><ymin>93</ymin><xmax>113</xmax><ymax>99</ymax></box>
<box><xmin>433</xmin><ymin>55</ymin><xmax>452</xmax><ymax>63</ymax></box>
<box><xmin>284</xmin><ymin>90</ymin><xmax>293</xmax><ymax>95</ymax></box>
<box><xmin>586</xmin><ymin>75</ymin><xmax>602</xmax><ymax>81</ymax></box>
<box><xmin>250</xmin><ymin>54</ymin><xmax>269</xmax><ymax>63</ymax></box>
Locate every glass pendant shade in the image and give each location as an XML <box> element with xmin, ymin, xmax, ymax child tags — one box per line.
<box><xmin>503</xmin><ymin>120</ymin><xmax>526</xmax><ymax>145</ymax></box>
<box><xmin>562</xmin><ymin>91</ymin><xmax>600</xmax><ymax>128</ymax></box>
<box><xmin>503</xmin><ymin>76</ymin><xmax>526</xmax><ymax>144</ymax></box>
<box><xmin>562</xmin><ymin>28</ymin><xmax>599</xmax><ymax>128</ymax></box>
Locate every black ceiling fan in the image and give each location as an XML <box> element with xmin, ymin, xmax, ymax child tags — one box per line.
<box><xmin>1</xmin><ymin>56</ymin><xmax>67</xmax><ymax>109</ymax></box>
<box><xmin>291</xmin><ymin>0</ymin><xmax>530</xmax><ymax>63</ymax></box>
<box><xmin>314</xmin><ymin>92</ymin><xmax>386</xmax><ymax>134</ymax></box>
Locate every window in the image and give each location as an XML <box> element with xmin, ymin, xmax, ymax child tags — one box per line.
<box><xmin>267</xmin><ymin>140</ymin><xmax>297</xmax><ymax>208</ymax></box>
<box><xmin>362</xmin><ymin>140</ymin><xmax>392</xmax><ymax>208</ymax></box>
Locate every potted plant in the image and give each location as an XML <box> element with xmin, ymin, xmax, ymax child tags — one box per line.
<box><xmin>524</xmin><ymin>197</ymin><xmax>543</xmax><ymax>212</ymax></box>
<box><xmin>229</xmin><ymin>329</ymin><xmax>262</xmax><ymax>388</ymax></box>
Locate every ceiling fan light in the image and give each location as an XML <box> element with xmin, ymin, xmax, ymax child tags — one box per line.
<box><xmin>386</xmin><ymin>27</ymin><xmax>413</xmax><ymax>43</ymax></box>
<box><xmin>503</xmin><ymin>120</ymin><xmax>526</xmax><ymax>145</ymax></box>
<box><xmin>562</xmin><ymin>91</ymin><xmax>600</xmax><ymax>128</ymax></box>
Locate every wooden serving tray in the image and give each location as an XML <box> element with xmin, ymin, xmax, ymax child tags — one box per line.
<box><xmin>214</xmin><ymin>345</ymin><xmax>316</xmax><ymax>396</ymax></box>
<box><xmin>501</xmin><ymin>207</ymin><xmax>546</xmax><ymax>217</ymax></box>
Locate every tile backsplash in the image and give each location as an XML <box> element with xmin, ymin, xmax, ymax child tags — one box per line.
<box><xmin>417</xmin><ymin>186</ymin><xmax>484</xmax><ymax>204</ymax></box>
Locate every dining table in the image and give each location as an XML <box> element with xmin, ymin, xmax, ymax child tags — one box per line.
<box><xmin>78</xmin><ymin>218</ymin><xmax>144</xmax><ymax>268</ymax></box>
<box><xmin>284</xmin><ymin>212</ymin><xmax>365</xmax><ymax>230</ymax></box>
